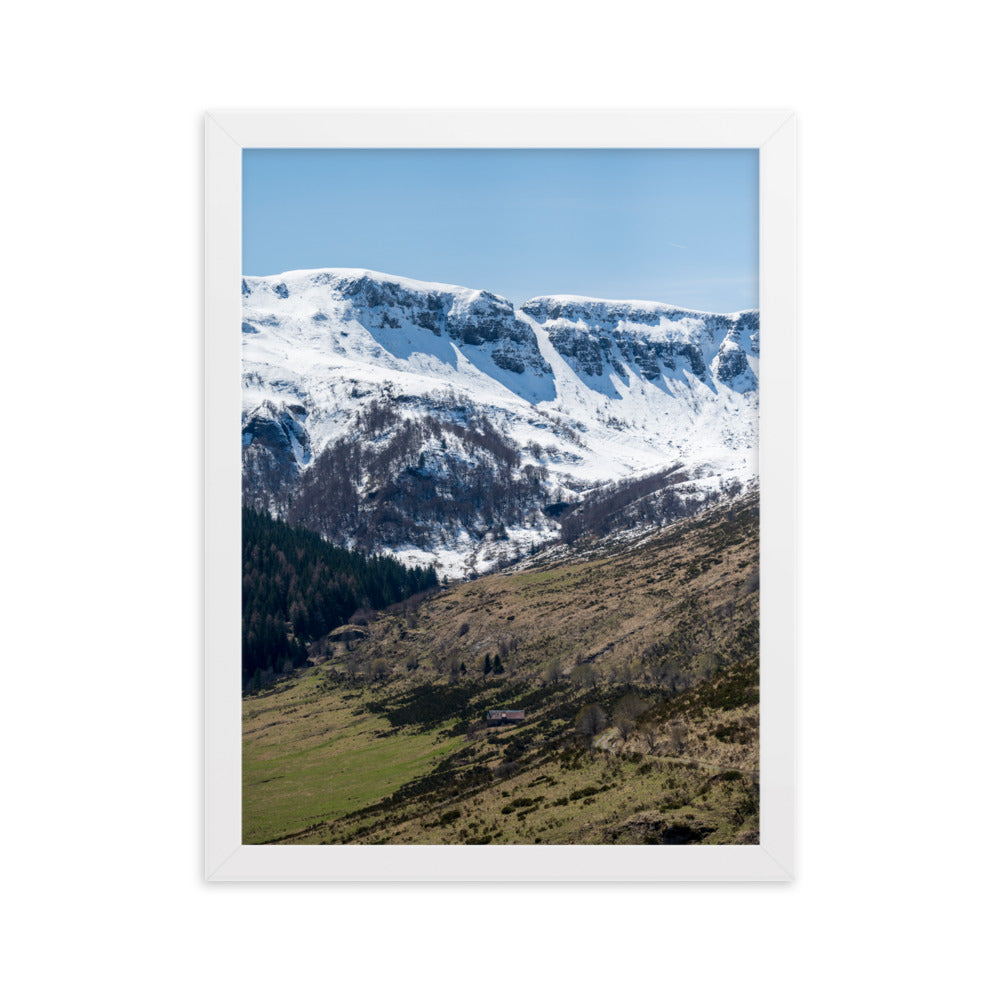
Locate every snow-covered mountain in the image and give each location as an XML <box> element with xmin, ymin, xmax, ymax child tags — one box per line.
<box><xmin>242</xmin><ymin>268</ymin><xmax>758</xmax><ymax>578</ymax></box>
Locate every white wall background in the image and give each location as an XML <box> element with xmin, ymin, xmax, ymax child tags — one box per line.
<box><xmin>4</xmin><ymin>2</ymin><xmax>996</xmax><ymax>996</ymax></box>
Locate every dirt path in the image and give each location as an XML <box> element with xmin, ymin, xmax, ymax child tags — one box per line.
<box><xmin>592</xmin><ymin>727</ymin><xmax>619</xmax><ymax>751</ymax></box>
<box><xmin>592</xmin><ymin>727</ymin><xmax>757</xmax><ymax>777</ymax></box>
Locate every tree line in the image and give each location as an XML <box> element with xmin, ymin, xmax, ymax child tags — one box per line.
<box><xmin>285</xmin><ymin>403</ymin><xmax>551</xmax><ymax>551</ymax></box>
<box><xmin>558</xmin><ymin>464</ymin><xmax>738</xmax><ymax>544</ymax></box>
<box><xmin>242</xmin><ymin>506</ymin><xmax>437</xmax><ymax>688</ymax></box>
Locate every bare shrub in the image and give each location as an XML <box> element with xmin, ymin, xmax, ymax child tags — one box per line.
<box><xmin>576</xmin><ymin>704</ymin><xmax>608</xmax><ymax>738</ymax></box>
<box><xmin>570</xmin><ymin>662</ymin><xmax>597</xmax><ymax>688</ymax></box>
<box><xmin>612</xmin><ymin>693</ymin><xmax>649</xmax><ymax>740</ymax></box>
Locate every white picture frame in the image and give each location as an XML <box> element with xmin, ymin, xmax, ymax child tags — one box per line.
<box><xmin>205</xmin><ymin>109</ymin><xmax>796</xmax><ymax>881</ymax></box>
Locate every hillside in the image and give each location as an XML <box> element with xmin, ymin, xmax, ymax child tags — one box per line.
<box><xmin>243</xmin><ymin>491</ymin><xmax>759</xmax><ymax>845</ymax></box>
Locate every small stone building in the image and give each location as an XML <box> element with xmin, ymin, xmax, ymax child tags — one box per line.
<box><xmin>485</xmin><ymin>709</ymin><xmax>526</xmax><ymax>727</ymax></box>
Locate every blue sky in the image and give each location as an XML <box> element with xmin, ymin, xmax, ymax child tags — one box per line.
<box><xmin>243</xmin><ymin>148</ymin><xmax>758</xmax><ymax>313</ymax></box>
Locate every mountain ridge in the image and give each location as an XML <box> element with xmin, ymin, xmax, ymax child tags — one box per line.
<box><xmin>242</xmin><ymin>267</ymin><xmax>759</xmax><ymax>577</ymax></box>
<box><xmin>243</xmin><ymin>265</ymin><xmax>756</xmax><ymax>316</ymax></box>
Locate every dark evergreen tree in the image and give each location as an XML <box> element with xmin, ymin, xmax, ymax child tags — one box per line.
<box><xmin>242</xmin><ymin>507</ymin><xmax>437</xmax><ymax>686</ymax></box>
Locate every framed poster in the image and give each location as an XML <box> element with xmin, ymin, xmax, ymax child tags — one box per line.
<box><xmin>206</xmin><ymin>110</ymin><xmax>795</xmax><ymax>881</ymax></box>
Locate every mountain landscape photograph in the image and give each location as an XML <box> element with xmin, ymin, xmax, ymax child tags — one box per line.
<box><xmin>241</xmin><ymin>148</ymin><xmax>761</xmax><ymax>845</ymax></box>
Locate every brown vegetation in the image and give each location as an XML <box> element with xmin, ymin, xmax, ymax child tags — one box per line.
<box><xmin>243</xmin><ymin>491</ymin><xmax>761</xmax><ymax>845</ymax></box>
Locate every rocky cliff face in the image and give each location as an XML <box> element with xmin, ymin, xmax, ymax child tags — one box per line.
<box><xmin>522</xmin><ymin>295</ymin><xmax>757</xmax><ymax>392</ymax></box>
<box><xmin>243</xmin><ymin>268</ymin><xmax>552</xmax><ymax>383</ymax></box>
